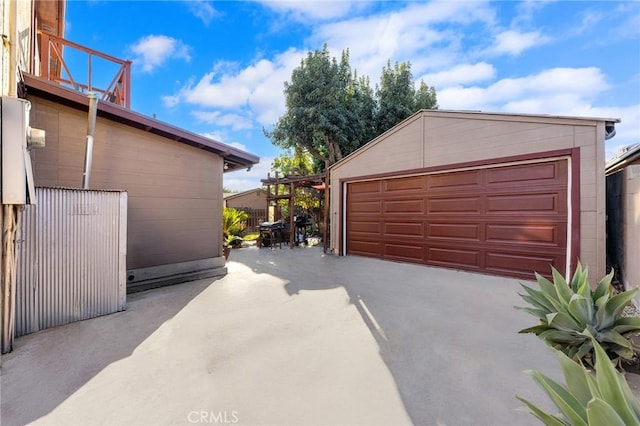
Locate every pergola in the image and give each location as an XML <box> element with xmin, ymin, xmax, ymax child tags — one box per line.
<box><xmin>260</xmin><ymin>172</ymin><xmax>329</xmax><ymax>251</ymax></box>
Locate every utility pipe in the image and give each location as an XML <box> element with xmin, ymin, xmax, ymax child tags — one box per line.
<box><xmin>82</xmin><ymin>92</ymin><xmax>98</xmax><ymax>189</ymax></box>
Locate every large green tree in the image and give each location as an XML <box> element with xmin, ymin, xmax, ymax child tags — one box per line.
<box><xmin>266</xmin><ymin>45</ymin><xmax>437</xmax><ymax>171</ymax></box>
<box><xmin>375</xmin><ymin>60</ymin><xmax>438</xmax><ymax>135</ymax></box>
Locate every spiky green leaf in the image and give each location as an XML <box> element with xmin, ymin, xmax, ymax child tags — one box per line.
<box><xmin>585</xmin><ymin>398</ymin><xmax>628</xmax><ymax>426</ymax></box>
<box><xmin>593</xmin><ymin>270</ymin><xmax>614</xmax><ymax>301</ymax></box>
<box><xmin>552</xmin><ymin>267</ymin><xmax>573</xmax><ymax>304</ymax></box>
<box><xmin>592</xmin><ymin>336</ymin><xmax>639</xmax><ymax>425</ymax></box>
<box><xmin>597</xmin><ymin>289</ymin><xmax>638</xmax><ymax>330</ymax></box>
<box><xmin>568</xmin><ymin>294</ymin><xmax>594</xmax><ymax>326</ymax></box>
<box><xmin>515</xmin><ymin>396</ymin><xmax>568</xmax><ymax>426</ymax></box>
<box><xmin>519</xmin><ymin>324</ymin><xmax>553</xmax><ymax>335</ymax></box>
<box><xmin>547</xmin><ymin>312</ymin><xmax>582</xmax><ymax>332</ymax></box>
<box><xmin>516</xmin><ymin>306</ymin><xmax>551</xmax><ymax>321</ymax></box>
<box><xmin>539</xmin><ymin>329</ymin><xmax>585</xmax><ymax>345</ymax></box>
<box><xmin>556</xmin><ymin>350</ymin><xmax>593</xmax><ymax>406</ymax></box>
<box><xmin>612</xmin><ymin>317</ymin><xmax>640</xmax><ymax>334</ymax></box>
<box><xmin>526</xmin><ymin>370</ymin><xmax>588</xmax><ymax>425</ymax></box>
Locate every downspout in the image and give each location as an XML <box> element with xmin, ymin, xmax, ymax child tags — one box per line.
<box><xmin>1</xmin><ymin>0</ymin><xmax>21</xmax><ymax>354</ymax></box>
<box><xmin>82</xmin><ymin>92</ymin><xmax>98</xmax><ymax>189</ymax></box>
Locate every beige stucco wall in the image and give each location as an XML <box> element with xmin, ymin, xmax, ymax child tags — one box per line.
<box><xmin>330</xmin><ymin>110</ymin><xmax>609</xmax><ymax>280</ymax></box>
<box><xmin>1</xmin><ymin>0</ymin><xmax>33</xmax><ymax>96</ymax></box>
<box><xmin>225</xmin><ymin>190</ymin><xmax>267</xmax><ymax>210</ymax></box>
<box><xmin>623</xmin><ymin>165</ymin><xmax>640</xmax><ymax>301</ymax></box>
<box><xmin>28</xmin><ymin>96</ymin><xmax>224</xmax><ymax>270</ymax></box>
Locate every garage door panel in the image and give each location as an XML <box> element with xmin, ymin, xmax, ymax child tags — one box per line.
<box><xmin>349</xmin><ymin>221</ymin><xmax>381</xmax><ymax>234</ymax></box>
<box><xmin>487</xmin><ymin>162</ymin><xmax>562</xmax><ymax>186</ymax></box>
<box><xmin>385</xmin><ymin>243</ymin><xmax>425</xmax><ymax>261</ymax></box>
<box><xmin>384</xmin><ymin>176</ymin><xmax>424</xmax><ymax>192</ymax></box>
<box><xmin>485</xmin><ymin>251</ymin><xmax>563</xmax><ymax>278</ymax></box>
<box><xmin>349</xmin><ymin>200</ymin><xmax>382</xmax><ymax>214</ymax></box>
<box><xmin>384</xmin><ymin>199</ymin><xmax>423</xmax><ymax>213</ymax></box>
<box><xmin>487</xmin><ymin>193</ymin><xmax>562</xmax><ymax>213</ymax></box>
<box><xmin>428</xmin><ymin>247</ymin><xmax>481</xmax><ymax>269</ymax></box>
<box><xmin>349</xmin><ymin>240</ymin><xmax>382</xmax><ymax>257</ymax></box>
<box><xmin>428</xmin><ymin>197</ymin><xmax>481</xmax><ymax>213</ymax></box>
<box><xmin>428</xmin><ymin>223</ymin><xmax>480</xmax><ymax>240</ymax></box>
<box><xmin>486</xmin><ymin>223</ymin><xmax>566</xmax><ymax>246</ymax></box>
<box><xmin>346</xmin><ymin>158</ymin><xmax>568</xmax><ymax>279</ymax></box>
<box><xmin>350</xmin><ymin>181</ymin><xmax>381</xmax><ymax>194</ymax></box>
<box><xmin>428</xmin><ymin>170</ymin><xmax>481</xmax><ymax>190</ymax></box>
<box><xmin>384</xmin><ymin>222</ymin><xmax>424</xmax><ymax>237</ymax></box>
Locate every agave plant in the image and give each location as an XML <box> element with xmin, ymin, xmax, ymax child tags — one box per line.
<box><xmin>516</xmin><ymin>336</ymin><xmax>640</xmax><ymax>425</ymax></box>
<box><xmin>517</xmin><ymin>263</ymin><xmax>640</xmax><ymax>365</ymax></box>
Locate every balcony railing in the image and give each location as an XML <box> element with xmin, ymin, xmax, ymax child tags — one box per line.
<box><xmin>37</xmin><ymin>31</ymin><xmax>131</xmax><ymax>108</ymax></box>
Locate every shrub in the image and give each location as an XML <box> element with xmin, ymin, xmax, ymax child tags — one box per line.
<box><xmin>516</xmin><ymin>263</ymin><xmax>640</xmax><ymax>365</ymax></box>
<box><xmin>223</xmin><ymin>207</ymin><xmax>249</xmax><ymax>238</ymax></box>
<box><xmin>516</xmin><ymin>336</ymin><xmax>640</xmax><ymax>425</ymax></box>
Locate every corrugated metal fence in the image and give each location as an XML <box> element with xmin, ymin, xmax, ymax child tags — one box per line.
<box><xmin>15</xmin><ymin>187</ymin><xmax>127</xmax><ymax>337</ymax></box>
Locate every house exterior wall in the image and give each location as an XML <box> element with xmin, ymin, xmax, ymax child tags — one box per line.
<box><xmin>28</xmin><ymin>95</ymin><xmax>224</xmax><ymax>270</ymax></box>
<box><xmin>1</xmin><ymin>0</ymin><xmax>33</xmax><ymax>96</ymax></box>
<box><xmin>225</xmin><ymin>190</ymin><xmax>267</xmax><ymax>210</ymax></box>
<box><xmin>623</xmin><ymin>165</ymin><xmax>640</xmax><ymax>302</ymax></box>
<box><xmin>330</xmin><ymin>110</ymin><xmax>609</xmax><ymax>281</ymax></box>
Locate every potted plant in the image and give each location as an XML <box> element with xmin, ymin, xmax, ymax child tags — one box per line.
<box><xmin>222</xmin><ymin>207</ymin><xmax>249</xmax><ymax>261</ymax></box>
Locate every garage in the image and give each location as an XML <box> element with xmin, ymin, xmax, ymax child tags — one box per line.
<box><xmin>330</xmin><ymin>110</ymin><xmax>620</xmax><ymax>282</ymax></box>
<box><xmin>346</xmin><ymin>158</ymin><xmax>568</xmax><ymax>279</ymax></box>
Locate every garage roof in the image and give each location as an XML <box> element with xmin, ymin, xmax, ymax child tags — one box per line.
<box><xmin>330</xmin><ymin>109</ymin><xmax>621</xmax><ymax>170</ymax></box>
<box><xmin>22</xmin><ymin>73</ymin><xmax>259</xmax><ymax>172</ymax></box>
<box><xmin>606</xmin><ymin>143</ymin><xmax>640</xmax><ymax>176</ymax></box>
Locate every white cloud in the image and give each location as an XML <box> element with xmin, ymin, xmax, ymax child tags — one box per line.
<box><xmin>258</xmin><ymin>0</ymin><xmax>371</xmax><ymax>22</ymax></box>
<box><xmin>185</xmin><ymin>0</ymin><xmax>219</xmax><ymax>25</ymax></box>
<box><xmin>437</xmin><ymin>67</ymin><xmax>609</xmax><ymax>111</ymax></box>
<box><xmin>168</xmin><ymin>48</ymin><xmax>304</xmax><ymax>126</ymax></box>
<box><xmin>419</xmin><ymin>63</ymin><xmax>496</xmax><ymax>88</ymax></box>
<box><xmin>512</xmin><ymin>0</ymin><xmax>555</xmax><ymax>27</ymax></box>
<box><xmin>191</xmin><ymin>110</ymin><xmax>254</xmax><ymax>130</ymax></box>
<box><xmin>223</xmin><ymin>157</ymin><xmax>275</xmax><ymax>192</ymax></box>
<box><xmin>488</xmin><ymin>29</ymin><xmax>551</xmax><ymax>57</ymax></box>
<box><xmin>129</xmin><ymin>35</ymin><xmax>191</xmax><ymax>73</ymax></box>
<box><xmin>227</xmin><ymin>141</ymin><xmax>249</xmax><ymax>152</ymax></box>
<box><xmin>162</xmin><ymin>94</ymin><xmax>180</xmax><ymax>108</ymax></box>
<box><xmin>308</xmin><ymin>1</ymin><xmax>496</xmax><ymax>79</ymax></box>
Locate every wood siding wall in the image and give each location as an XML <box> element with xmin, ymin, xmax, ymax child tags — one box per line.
<box><xmin>330</xmin><ymin>111</ymin><xmax>607</xmax><ymax>281</ymax></box>
<box><xmin>28</xmin><ymin>96</ymin><xmax>223</xmax><ymax>270</ymax></box>
<box><xmin>623</xmin><ymin>165</ymin><xmax>640</xmax><ymax>301</ymax></box>
<box><xmin>225</xmin><ymin>191</ymin><xmax>267</xmax><ymax>210</ymax></box>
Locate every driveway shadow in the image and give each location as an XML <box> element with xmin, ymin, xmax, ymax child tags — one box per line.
<box><xmin>232</xmin><ymin>245</ymin><xmax>559</xmax><ymax>426</ymax></box>
<box><xmin>0</xmin><ymin>278</ymin><xmax>211</xmax><ymax>426</ymax></box>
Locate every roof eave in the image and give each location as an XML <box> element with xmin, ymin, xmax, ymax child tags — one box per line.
<box><xmin>22</xmin><ymin>73</ymin><xmax>259</xmax><ymax>171</ymax></box>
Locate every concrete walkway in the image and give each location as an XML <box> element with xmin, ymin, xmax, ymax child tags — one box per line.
<box><xmin>2</xmin><ymin>246</ymin><xmax>584</xmax><ymax>425</ymax></box>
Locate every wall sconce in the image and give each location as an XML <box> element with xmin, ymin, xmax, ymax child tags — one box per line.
<box><xmin>224</xmin><ymin>162</ymin><xmax>229</xmax><ymax>170</ymax></box>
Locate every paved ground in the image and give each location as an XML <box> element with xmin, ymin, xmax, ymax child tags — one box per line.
<box><xmin>3</xmin><ymin>245</ymin><xmax>633</xmax><ymax>426</ymax></box>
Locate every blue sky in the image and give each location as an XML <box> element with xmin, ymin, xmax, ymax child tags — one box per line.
<box><xmin>64</xmin><ymin>0</ymin><xmax>640</xmax><ymax>191</ymax></box>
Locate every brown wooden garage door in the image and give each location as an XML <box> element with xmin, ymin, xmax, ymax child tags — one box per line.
<box><xmin>346</xmin><ymin>159</ymin><xmax>568</xmax><ymax>279</ymax></box>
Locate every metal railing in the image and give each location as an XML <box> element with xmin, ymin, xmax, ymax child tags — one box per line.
<box><xmin>38</xmin><ymin>31</ymin><xmax>131</xmax><ymax>108</ymax></box>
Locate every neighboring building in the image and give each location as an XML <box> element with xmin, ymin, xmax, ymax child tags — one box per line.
<box><xmin>224</xmin><ymin>188</ymin><xmax>269</xmax><ymax>231</ymax></box>
<box><xmin>329</xmin><ymin>109</ymin><xmax>619</xmax><ymax>282</ymax></box>
<box><xmin>4</xmin><ymin>1</ymin><xmax>259</xmax><ymax>291</ymax></box>
<box><xmin>606</xmin><ymin>143</ymin><xmax>640</xmax><ymax>303</ymax></box>
<box><xmin>224</xmin><ymin>188</ymin><xmax>268</xmax><ymax>210</ymax></box>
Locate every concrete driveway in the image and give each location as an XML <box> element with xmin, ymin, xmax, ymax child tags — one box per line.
<box><xmin>2</xmin><ymin>245</ymin><xmax>568</xmax><ymax>425</ymax></box>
